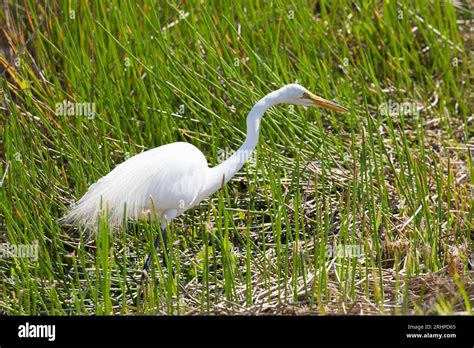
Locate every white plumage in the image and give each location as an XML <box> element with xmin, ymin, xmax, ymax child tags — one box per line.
<box><xmin>62</xmin><ymin>142</ymin><xmax>209</xmax><ymax>228</ymax></box>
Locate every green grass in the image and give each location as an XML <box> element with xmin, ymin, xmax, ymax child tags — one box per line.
<box><xmin>1</xmin><ymin>0</ymin><xmax>472</xmax><ymax>315</ymax></box>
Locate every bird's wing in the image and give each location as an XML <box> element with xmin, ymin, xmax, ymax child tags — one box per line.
<box><xmin>61</xmin><ymin>142</ymin><xmax>208</xmax><ymax>229</ymax></box>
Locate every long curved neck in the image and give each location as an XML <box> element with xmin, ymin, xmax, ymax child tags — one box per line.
<box><xmin>202</xmin><ymin>91</ymin><xmax>278</xmax><ymax>198</ymax></box>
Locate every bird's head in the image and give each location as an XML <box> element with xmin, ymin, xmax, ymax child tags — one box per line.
<box><xmin>274</xmin><ymin>83</ymin><xmax>348</xmax><ymax>113</ymax></box>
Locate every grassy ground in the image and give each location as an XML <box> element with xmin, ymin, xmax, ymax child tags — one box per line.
<box><xmin>0</xmin><ymin>0</ymin><xmax>472</xmax><ymax>315</ymax></box>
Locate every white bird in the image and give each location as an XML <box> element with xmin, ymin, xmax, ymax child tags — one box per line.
<box><xmin>62</xmin><ymin>84</ymin><xmax>348</xmax><ymax>269</ymax></box>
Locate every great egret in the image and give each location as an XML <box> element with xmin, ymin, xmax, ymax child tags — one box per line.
<box><xmin>62</xmin><ymin>84</ymin><xmax>348</xmax><ymax>270</ymax></box>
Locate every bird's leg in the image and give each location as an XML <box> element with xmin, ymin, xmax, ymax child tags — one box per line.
<box><xmin>144</xmin><ymin>225</ymin><xmax>167</xmax><ymax>272</ymax></box>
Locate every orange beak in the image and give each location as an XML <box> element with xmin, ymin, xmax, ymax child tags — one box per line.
<box><xmin>304</xmin><ymin>92</ymin><xmax>349</xmax><ymax>113</ymax></box>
